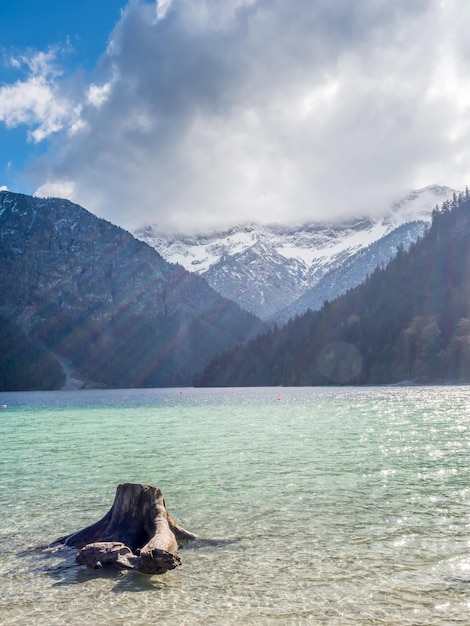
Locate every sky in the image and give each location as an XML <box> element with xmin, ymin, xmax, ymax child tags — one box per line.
<box><xmin>1</xmin><ymin>0</ymin><xmax>470</xmax><ymax>233</ymax></box>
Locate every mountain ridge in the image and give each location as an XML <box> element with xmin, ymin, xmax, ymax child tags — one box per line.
<box><xmin>136</xmin><ymin>185</ymin><xmax>456</xmax><ymax>322</ymax></box>
<box><xmin>194</xmin><ymin>191</ymin><xmax>470</xmax><ymax>387</ymax></box>
<box><xmin>0</xmin><ymin>190</ymin><xmax>265</xmax><ymax>390</ymax></box>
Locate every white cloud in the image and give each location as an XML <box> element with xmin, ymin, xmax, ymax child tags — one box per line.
<box><xmin>156</xmin><ymin>0</ymin><xmax>174</xmax><ymax>21</ymax></box>
<box><xmin>0</xmin><ymin>48</ymin><xmax>76</xmax><ymax>143</ymax></box>
<box><xmin>86</xmin><ymin>82</ymin><xmax>113</xmax><ymax>108</ymax></box>
<box><xmin>4</xmin><ymin>0</ymin><xmax>470</xmax><ymax>231</ymax></box>
<box><xmin>34</xmin><ymin>179</ymin><xmax>77</xmax><ymax>201</ymax></box>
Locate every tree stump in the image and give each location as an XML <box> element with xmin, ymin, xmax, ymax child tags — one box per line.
<box><xmin>51</xmin><ymin>483</ymin><xmax>197</xmax><ymax>574</ymax></box>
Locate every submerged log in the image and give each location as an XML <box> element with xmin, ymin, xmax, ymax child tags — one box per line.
<box><xmin>52</xmin><ymin>483</ymin><xmax>197</xmax><ymax>574</ymax></box>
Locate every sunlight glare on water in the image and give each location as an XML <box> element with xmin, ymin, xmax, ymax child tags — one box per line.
<box><xmin>1</xmin><ymin>386</ymin><xmax>470</xmax><ymax>624</ymax></box>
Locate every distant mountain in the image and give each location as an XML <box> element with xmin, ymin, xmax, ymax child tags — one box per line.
<box><xmin>194</xmin><ymin>190</ymin><xmax>470</xmax><ymax>387</ymax></box>
<box><xmin>0</xmin><ymin>191</ymin><xmax>265</xmax><ymax>390</ymax></box>
<box><xmin>136</xmin><ymin>185</ymin><xmax>456</xmax><ymax>322</ymax></box>
<box><xmin>279</xmin><ymin>219</ymin><xmax>429</xmax><ymax>321</ymax></box>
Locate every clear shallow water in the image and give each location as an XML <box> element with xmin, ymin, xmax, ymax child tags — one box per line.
<box><xmin>1</xmin><ymin>385</ymin><xmax>470</xmax><ymax>625</ymax></box>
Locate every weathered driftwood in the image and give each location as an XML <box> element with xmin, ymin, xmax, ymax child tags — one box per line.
<box><xmin>52</xmin><ymin>483</ymin><xmax>197</xmax><ymax>574</ymax></box>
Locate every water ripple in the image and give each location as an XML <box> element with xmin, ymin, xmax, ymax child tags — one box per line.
<box><xmin>1</xmin><ymin>386</ymin><xmax>470</xmax><ymax>624</ymax></box>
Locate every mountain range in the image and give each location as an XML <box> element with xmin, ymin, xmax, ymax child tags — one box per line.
<box><xmin>0</xmin><ymin>185</ymin><xmax>463</xmax><ymax>391</ymax></box>
<box><xmin>136</xmin><ymin>185</ymin><xmax>456</xmax><ymax>323</ymax></box>
<box><xmin>0</xmin><ymin>191</ymin><xmax>264</xmax><ymax>390</ymax></box>
<box><xmin>194</xmin><ymin>190</ymin><xmax>470</xmax><ymax>387</ymax></box>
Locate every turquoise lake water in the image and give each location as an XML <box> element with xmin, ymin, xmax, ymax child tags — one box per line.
<box><xmin>1</xmin><ymin>385</ymin><xmax>470</xmax><ymax>625</ymax></box>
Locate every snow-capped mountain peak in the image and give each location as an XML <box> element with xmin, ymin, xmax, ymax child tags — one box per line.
<box><xmin>385</xmin><ymin>184</ymin><xmax>455</xmax><ymax>224</ymax></box>
<box><xmin>135</xmin><ymin>185</ymin><xmax>456</xmax><ymax>322</ymax></box>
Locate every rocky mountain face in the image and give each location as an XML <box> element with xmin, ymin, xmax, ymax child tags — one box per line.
<box><xmin>0</xmin><ymin>191</ymin><xmax>265</xmax><ymax>389</ymax></box>
<box><xmin>136</xmin><ymin>185</ymin><xmax>455</xmax><ymax>323</ymax></box>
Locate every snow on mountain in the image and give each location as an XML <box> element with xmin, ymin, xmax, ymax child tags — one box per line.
<box><xmin>386</xmin><ymin>184</ymin><xmax>453</xmax><ymax>223</ymax></box>
<box><xmin>277</xmin><ymin>219</ymin><xmax>430</xmax><ymax>324</ymax></box>
<box><xmin>135</xmin><ymin>185</ymin><xmax>456</xmax><ymax>322</ymax></box>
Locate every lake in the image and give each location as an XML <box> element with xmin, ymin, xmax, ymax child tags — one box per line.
<box><xmin>1</xmin><ymin>386</ymin><xmax>470</xmax><ymax>624</ymax></box>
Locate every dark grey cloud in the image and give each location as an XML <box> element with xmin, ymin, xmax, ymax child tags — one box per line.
<box><xmin>30</xmin><ymin>0</ymin><xmax>470</xmax><ymax>231</ymax></box>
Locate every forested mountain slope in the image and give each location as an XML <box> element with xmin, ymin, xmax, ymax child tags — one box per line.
<box><xmin>0</xmin><ymin>191</ymin><xmax>265</xmax><ymax>390</ymax></box>
<box><xmin>195</xmin><ymin>192</ymin><xmax>470</xmax><ymax>386</ymax></box>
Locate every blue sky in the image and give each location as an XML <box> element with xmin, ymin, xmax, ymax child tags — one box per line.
<box><xmin>1</xmin><ymin>0</ymin><xmax>470</xmax><ymax>232</ymax></box>
<box><xmin>0</xmin><ymin>1</ymin><xmax>125</xmax><ymax>191</ymax></box>
<box><xmin>0</xmin><ymin>1</ymin><xmax>124</xmax><ymax>65</ymax></box>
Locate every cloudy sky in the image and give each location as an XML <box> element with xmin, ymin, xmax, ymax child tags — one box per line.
<box><xmin>1</xmin><ymin>0</ymin><xmax>470</xmax><ymax>232</ymax></box>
